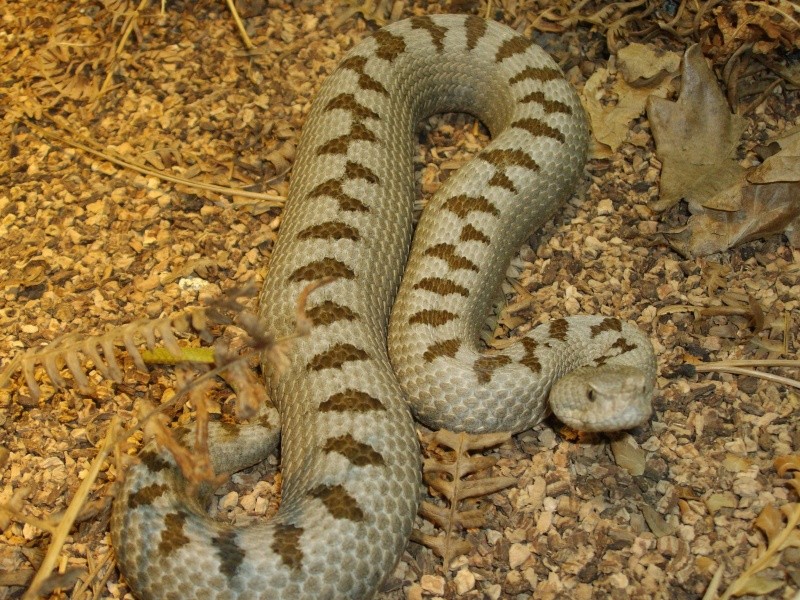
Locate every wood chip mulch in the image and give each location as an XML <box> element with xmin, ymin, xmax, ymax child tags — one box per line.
<box><xmin>1</xmin><ymin>1</ymin><xmax>798</xmax><ymax>599</ymax></box>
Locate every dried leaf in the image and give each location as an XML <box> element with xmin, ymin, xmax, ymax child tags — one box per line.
<box><xmin>647</xmin><ymin>45</ymin><xmax>747</xmax><ymax>212</ymax></box>
<box><xmin>618</xmin><ymin>43</ymin><xmax>682</xmax><ymax>87</ymax></box>
<box><xmin>666</xmin><ymin>179</ymin><xmax>800</xmax><ymax>257</ymax></box>
<box><xmin>641</xmin><ymin>504</ymin><xmax>676</xmax><ymax>537</ymax></box>
<box><xmin>775</xmin><ymin>455</ymin><xmax>800</xmax><ymax>477</ymax></box>
<box><xmin>0</xmin><ymin>287</ymin><xmax>263</xmax><ymax>399</ymax></box>
<box><xmin>610</xmin><ymin>432</ymin><xmax>646</xmax><ymax>476</ymax></box>
<box><xmin>583</xmin><ymin>45</ymin><xmax>679</xmax><ymax>154</ymax></box>
<box><xmin>653</xmin><ymin>82</ymin><xmax>800</xmax><ymax>256</ymax></box>
<box><xmin>755</xmin><ymin>504</ymin><xmax>784</xmax><ymax>545</ymax></box>
<box><xmin>727</xmin><ymin>574</ymin><xmax>785</xmax><ymax>597</ymax></box>
<box><xmin>748</xmin><ymin>128</ymin><xmax>800</xmax><ymax>185</ymax></box>
<box><xmin>704</xmin><ymin>0</ymin><xmax>800</xmax><ymax>65</ymax></box>
<box><xmin>706</xmin><ymin>492</ymin><xmax>738</xmax><ymax>514</ymax></box>
<box><xmin>220</xmin><ymin>358</ymin><xmax>269</xmax><ymax>420</ymax></box>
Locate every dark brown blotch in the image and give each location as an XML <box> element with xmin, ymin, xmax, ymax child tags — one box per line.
<box><xmin>339</xmin><ymin>56</ymin><xmax>389</xmax><ymax>95</ymax></box>
<box><xmin>548</xmin><ymin>319</ymin><xmax>569</xmax><ymax>342</ymax></box>
<box><xmin>495</xmin><ymin>36</ymin><xmax>532</xmax><ymax>62</ymax></box>
<box><xmin>358</xmin><ymin>73</ymin><xmax>389</xmax><ymax>95</ymax></box>
<box><xmin>307</xmin><ymin>178</ymin><xmax>370</xmax><ymax>212</ymax></box>
<box><xmin>349</xmin><ymin>122</ymin><xmax>378</xmax><ymax>142</ymax></box>
<box><xmin>140</xmin><ymin>450</ymin><xmax>170</xmax><ymax>472</ymax></box>
<box><xmin>424</xmin><ymin>243</ymin><xmax>479</xmax><ymax>272</ymax></box>
<box><xmin>442</xmin><ymin>194</ymin><xmax>499</xmax><ymax>218</ymax></box>
<box><xmin>408</xmin><ymin>309</ymin><xmax>459</xmax><ymax>327</ymax></box>
<box><xmin>271</xmin><ymin>523</ymin><xmax>304</xmax><ymax>570</ymax></box>
<box><xmin>590</xmin><ymin>317</ymin><xmax>622</xmax><ymax>338</ymax></box>
<box><xmin>373</xmin><ymin>29</ymin><xmax>406</xmax><ymax>61</ymax></box>
<box><xmin>340</xmin><ymin>56</ymin><xmax>368</xmax><ymax>72</ymax></box>
<box><xmin>337</xmin><ymin>194</ymin><xmax>369</xmax><ymax>212</ymax></box>
<box><xmin>309</xmin><ymin>484</ymin><xmax>365</xmax><ymax>521</ymax></box>
<box><xmin>479</xmin><ymin>148</ymin><xmax>539</xmax><ymax>172</ymax></box>
<box><xmin>423</xmin><ymin>338</ymin><xmax>461</xmax><ymax>362</ymax></box>
<box><xmin>464</xmin><ymin>15</ymin><xmax>488</xmax><ymax>50</ymax></box>
<box><xmin>128</xmin><ymin>483</ymin><xmax>167</xmax><ymax>509</ymax></box>
<box><xmin>308</xmin><ymin>343</ymin><xmax>369</xmax><ymax>370</ymax></box>
<box><xmin>315</xmin><ymin>123</ymin><xmax>377</xmax><ymax>155</ymax></box>
<box><xmin>158</xmin><ymin>511</ymin><xmax>190</xmax><ymax>556</ymax></box>
<box><xmin>474</xmin><ymin>354</ymin><xmax>513</xmax><ymax>383</ymax></box>
<box><xmin>519</xmin><ymin>337</ymin><xmax>541</xmax><ymax>373</ymax></box>
<box><xmin>297</xmin><ymin>221</ymin><xmax>360</xmax><ymax>241</ymax></box>
<box><xmin>508</xmin><ymin>65</ymin><xmax>562</xmax><ymax>85</ymax></box>
<box><xmin>325</xmin><ymin>93</ymin><xmax>380</xmax><ymax>120</ymax></box>
<box><xmin>411</xmin><ymin>16</ymin><xmax>447</xmax><ymax>52</ymax></box>
<box><xmin>459</xmin><ymin>224</ymin><xmax>490</xmax><ymax>244</ymax></box>
<box><xmin>212</xmin><ymin>530</ymin><xmax>245</xmax><ymax>581</ymax></box>
<box><xmin>316</xmin><ymin>135</ymin><xmax>352</xmax><ymax>156</ymax></box>
<box><xmin>519</xmin><ymin>90</ymin><xmax>572</xmax><ymax>114</ymax></box>
<box><xmin>306</xmin><ymin>300</ymin><xmax>359</xmax><ymax>326</ymax></box>
<box><xmin>512</xmin><ymin>118</ymin><xmax>566</xmax><ymax>143</ymax></box>
<box><xmin>488</xmin><ymin>170</ymin><xmax>517</xmax><ymax>192</ymax></box>
<box><xmin>549</xmin><ymin>318</ymin><xmax>570</xmax><ymax>342</ymax></box>
<box><xmin>344</xmin><ymin>160</ymin><xmax>380</xmax><ymax>184</ymax></box>
<box><xmin>611</xmin><ymin>337</ymin><xmax>637</xmax><ymax>354</ymax></box>
<box><xmin>319</xmin><ymin>389</ymin><xmax>386</xmax><ymax>412</ymax></box>
<box><xmin>323</xmin><ymin>433</ymin><xmax>385</xmax><ymax>467</ymax></box>
<box><xmin>413</xmin><ymin>277</ymin><xmax>469</xmax><ymax>297</ymax></box>
<box><xmin>308</xmin><ymin>178</ymin><xmax>345</xmax><ymax>201</ymax></box>
<box><xmin>219</xmin><ymin>420</ymin><xmax>242</xmax><ymax>439</ymax></box>
<box><xmin>289</xmin><ymin>258</ymin><xmax>355</xmax><ymax>283</ymax></box>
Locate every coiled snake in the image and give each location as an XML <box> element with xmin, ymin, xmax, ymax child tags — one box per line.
<box><xmin>112</xmin><ymin>14</ymin><xmax>657</xmax><ymax>599</ymax></box>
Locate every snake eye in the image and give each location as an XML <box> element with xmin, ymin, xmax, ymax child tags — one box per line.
<box><xmin>586</xmin><ymin>388</ymin><xmax>596</xmax><ymax>402</ymax></box>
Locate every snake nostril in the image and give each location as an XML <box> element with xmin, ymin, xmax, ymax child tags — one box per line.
<box><xmin>586</xmin><ymin>388</ymin><xmax>596</xmax><ymax>403</ymax></box>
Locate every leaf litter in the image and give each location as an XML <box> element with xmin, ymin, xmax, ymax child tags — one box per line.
<box><xmin>648</xmin><ymin>45</ymin><xmax>800</xmax><ymax>257</ymax></box>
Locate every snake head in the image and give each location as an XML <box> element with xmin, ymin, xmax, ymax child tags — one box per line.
<box><xmin>549</xmin><ymin>364</ymin><xmax>653</xmax><ymax>432</ymax></box>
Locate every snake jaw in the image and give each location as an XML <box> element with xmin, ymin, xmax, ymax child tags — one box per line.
<box><xmin>549</xmin><ymin>365</ymin><xmax>653</xmax><ymax>433</ymax></box>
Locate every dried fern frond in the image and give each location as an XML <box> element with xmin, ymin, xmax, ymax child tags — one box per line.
<box><xmin>412</xmin><ymin>429</ymin><xmax>516</xmax><ymax>568</ymax></box>
<box><xmin>0</xmin><ymin>279</ymin><xmax>332</xmax><ymax>405</ymax></box>
<box><xmin>29</xmin><ymin>121</ymin><xmax>285</xmax><ymax>206</ymax></box>
<box><xmin>35</xmin><ymin>44</ymin><xmax>107</xmax><ymax>102</ymax></box>
<box><xmin>31</xmin><ymin>9</ymin><xmax>112</xmax><ymax>104</ymax></box>
<box><xmin>0</xmin><ymin>286</ymin><xmax>258</xmax><ymax>401</ymax></box>
<box><xmin>0</xmin><ymin>308</ymin><xmax>220</xmax><ymax>399</ymax></box>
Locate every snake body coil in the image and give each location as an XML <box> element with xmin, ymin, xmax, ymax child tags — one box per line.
<box><xmin>113</xmin><ymin>14</ymin><xmax>656</xmax><ymax>599</ymax></box>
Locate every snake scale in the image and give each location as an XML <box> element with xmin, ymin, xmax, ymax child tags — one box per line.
<box><xmin>112</xmin><ymin>14</ymin><xmax>657</xmax><ymax>599</ymax></box>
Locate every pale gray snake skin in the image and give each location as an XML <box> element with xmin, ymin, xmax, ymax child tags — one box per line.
<box><xmin>112</xmin><ymin>14</ymin><xmax>657</xmax><ymax>599</ymax></box>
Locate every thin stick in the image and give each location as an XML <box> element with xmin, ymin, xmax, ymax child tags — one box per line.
<box><xmin>225</xmin><ymin>0</ymin><xmax>255</xmax><ymax>49</ymax></box>
<box><xmin>696</xmin><ymin>359</ymin><xmax>799</xmax><ymax>368</ymax></box>
<box><xmin>22</xmin><ymin>417</ymin><xmax>121</xmax><ymax>600</ymax></box>
<box><xmin>694</xmin><ymin>365</ymin><xmax>800</xmax><ymax>390</ymax></box>
<box><xmin>30</xmin><ymin>123</ymin><xmax>284</xmax><ymax>205</ymax></box>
